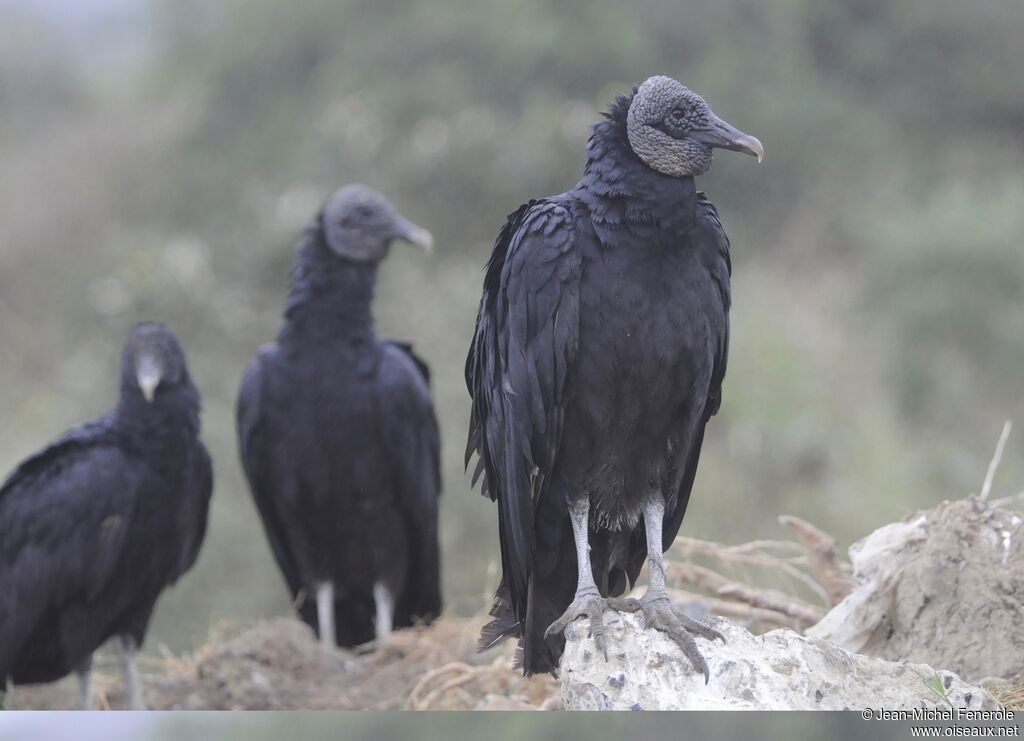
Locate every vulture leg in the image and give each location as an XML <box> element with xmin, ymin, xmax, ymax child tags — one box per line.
<box><xmin>118</xmin><ymin>635</ymin><xmax>146</xmax><ymax>710</ymax></box>
<box><xmin>373</xmin><ymin>582</ymin><xmax>393</xmax><ymax>642</ymax></box>
<box><xmin>316</xmin><ymin>582</ymin><xmax>337</xmax><ymax>650</ymax></box>
<box><xmin>75</xmin><ymin>654</ymin><xmax>93</xmax><ymax>710</ymax></box>
<box><xmin>543</xmin><ymin>496</ymin><xmax>611</xmax><ymax>659</ymax></box>
<box><xmin>609</xmin><ymin>493</ymin><xmax>724</xmax><ymax>683</ymax></box>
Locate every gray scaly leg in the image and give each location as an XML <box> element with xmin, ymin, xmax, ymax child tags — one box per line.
<box><xmin>316</xmin><ymin>582</ymin><xmax>337</xmax><ymax>650</ymax></box>
<box><xmin>75</xmin><ymin>654</ymin><xmax>93</xmax><ymax>710</ymax></box>
<box><xmin>118</xmin><ymin>636</ymin><xmax>146</xmax><ymax>710</ymax></box>
<box><xmin>544</xmin><ymin>496</ymin><xmax>612</xmax><ymax>659</ymax></box>
<box><xmin>373</xmin><ymin>582</ymin><xmax>393</xmax><ymax>642</ymax></box>
<box><xmin>610</xmin><ymin>493</ymin><xmax>724</xmax><ymax>682</ymax></box>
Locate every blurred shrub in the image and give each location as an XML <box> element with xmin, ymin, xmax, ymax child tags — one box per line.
<box><xmin>863</xmin><ymin>180</ymin><xmax>1024</xmax><ymax>434</ymax></box>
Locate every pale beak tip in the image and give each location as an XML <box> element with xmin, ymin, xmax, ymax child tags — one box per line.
<box><xmin>743</xmin><ymin>135</ymin><xmax>765</xmax><ymax>163</ymax></box>
<box><xmin>140</xmin><ymin>380</ymin><xmax>158</xmax><ymax>403</ymax></box>
<box><xmin>137</xmin><ymin>367</ymin><xmax>160</xmax><ymax>403</ymax></box>
<box><xmin>409</xmin><ymin>227</ymin><xmax>435</xmax><ymax>255</ymax></box>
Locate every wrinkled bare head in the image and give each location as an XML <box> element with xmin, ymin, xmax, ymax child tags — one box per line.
<box><xmin>321</xmin><ymin>184</ymin><xmax>433</xmax><ymax>263</ymax></box>
<box><xmin>626</xmin><ymin>75</ymin><xmax>763</xmax><ymax>177</ymax></box>
<box><xmin>122</xmin><ymin>321</ymin><xmax>189</xmax><ymax>403</ymax></box>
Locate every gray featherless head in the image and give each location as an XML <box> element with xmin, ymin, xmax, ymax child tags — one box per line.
<box><xmin>321</xmin><ymin>184</ymin><xmax>433</xmax><ymax>263</ymax></box>
<box><xmin>123</xmin><ymin>321</ymin><xmax>187</xmax><ymax>402</ymax></box>
<box><xmin>626</xmin><ymin>75</ymin><xmax>763</xmax><ymax>177</ymax></box>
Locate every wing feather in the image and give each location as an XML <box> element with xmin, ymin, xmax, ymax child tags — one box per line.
<box><xmin>466</xmin><ymin>199</ymin><xmax>584</xmax><ymax>617</ymax></box>
<box><xmin>236</xmin><ymin>347</ymin><xmax>307</xmax><ymax>599</ymax></box>
<box><xmin>0</xmin><ymin>428</ymin><xmax>139</xmax><ymax>667</ymax></box>
<box><xmin>659</xmin><ymin>193</ymin><xmax>732</xmax><ymax>549</ymax></box>
<box><xmin>378</xmin><ymin>341</ymin><xmax>443</xmax><ymax>620</ymax></box>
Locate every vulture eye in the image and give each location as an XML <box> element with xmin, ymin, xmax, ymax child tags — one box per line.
<box><xmin>670</xmin><ymin>107</ymin><xmax>687</xmax><ymax>123</ymax></box>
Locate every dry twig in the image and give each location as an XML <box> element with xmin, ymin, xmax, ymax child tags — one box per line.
<box><xmin>663</xmin><ymin>516</ymin><xmax>853</xmax><ymax>633</ymax></box>
<box><xmin>980</xmin><ymin>420</ymin><xmax>1012</xmax><ymax>501</ymax></box>
<box><xmin>991</xmin><ymin>490</ymin><xmax>1024</xmax><ymax>509</ymax></box>
<box><xmin>664</xmin><ymin>588</ymin><xmax>794</xmax><ymax>627</ymax></box>
<box><xmin>666</xmin><ymin>562</ymin><xmax>826</xmax><ymax>627</ymax></box>
<box><xmin>778</xmin><ymin>515</ymin><xmax>855</xmax><ymax>605</ymax></box>
<box><xmin>672</xmin><ymin>535</ymin><xmax>832</xmax><ymax>606</ymax></box>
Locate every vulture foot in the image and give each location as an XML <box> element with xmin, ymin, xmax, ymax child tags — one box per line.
<box><xmin>609</xmin><ymin>594</ymin><xmax>723</xmax><ymax>683</ymax></box>
<box><xmin>545</xmin><ymin>587</ymin><xmax>612</xmax><ymax>660</ymax></box>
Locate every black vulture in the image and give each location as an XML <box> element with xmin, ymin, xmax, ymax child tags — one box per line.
<box><xmin>237</xmin><ymin>184</ymin><xmax>442</xmax><ymax>649</ymax></box>
<box><xmin>0</xmin><ymin>322</ymin><xmax>212</xmax><ymax>709</ymax></box>
<box><xmin>466</xmin><ymin>76</ymin><xmax>763</xmax><ymax>677</ymax></box>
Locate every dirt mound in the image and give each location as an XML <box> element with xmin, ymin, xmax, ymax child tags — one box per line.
<box><xmin>809</xmin><ymin>497</ymin><xmax>1024</xmax><ymax>682</ymax></box>
<box><xmin>7</xmin><ymin>616</ymin><xmax>559</xmax><ymax>710</ymax></box>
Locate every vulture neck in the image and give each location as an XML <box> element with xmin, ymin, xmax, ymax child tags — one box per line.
<box><xmin>114</xmin><ymin>382</ymin><xmax>201</xmax><ymax>454</ymax></box>
<box><xmin>279</xmin><ymin>228</ymin><xmax>378</xmax><ymax>349</ymax></box>
<box><xmin>579</xmin><ymin>98</ymin><xmax>699</xmax><ymax>244</ymax></box>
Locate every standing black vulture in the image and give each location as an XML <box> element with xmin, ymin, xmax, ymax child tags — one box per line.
<box><xmin>466</xmin><ymin>76</ymin><xmax>763</xmax><ymax>677</ymax></box>
<box><xmin>0</xmin><ymin>322</ymin><xmax>212</xmax><ymax>709</ymax></box>
<box><xmin>237</xmin><ymin>184</ymin><xmax>442</xmax><ymax>649</ymax></box>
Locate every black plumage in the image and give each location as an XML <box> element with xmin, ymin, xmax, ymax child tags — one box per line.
<box><xmin>237</xmin><ymin>184</ymin><xmax>442</xmax><ymax>648</ymax></box>
<box><xmin>0</xmin><ymin>322</ymin><xmax>212</xmax><ymax>708</ymax></box>
<box><xmin>466</xmin><ymin>76</ymin><xmax>763</xmax><ymax>675</ymax></box>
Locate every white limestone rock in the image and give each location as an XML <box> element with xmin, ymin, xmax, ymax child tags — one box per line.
<box><xmin>559</xmin><ymin>611</ymin><xmax>999</xmax><ymax>711</ymax></box>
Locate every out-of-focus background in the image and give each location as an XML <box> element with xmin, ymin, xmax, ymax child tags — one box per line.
<box><xmin>0</xmin><ymin>0</ymin><xmax>1021</xmax><ymax>655</ymax></box>
<box><xmin>0</xmin><ymin>709</ymin><xmax>908</xmax><ymax>740</ymax></box>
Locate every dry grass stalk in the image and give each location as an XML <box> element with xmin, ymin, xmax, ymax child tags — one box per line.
<box><xmin>406</xmin><ymin>661</ymin><xmax>477</xmax><ymax>709</ymax></box>
<box><xmin>404</xmin><ymin>653</ymin><xmax>557</xmax><ymax>710</ymax></box>
<box><xmin>778</xmin><ymin>515</ymin><xmax>856</xmax><ymax>606</ymax></box>
<box><xmin>664</xmin><ymin>516</ymin><xmax>853</xmax><ymax>633</ymax></box>
<box><xmin>666</xmin><ymin>562</ymin><xmax>825</xmax><ymax>628</ymax></box>
<box><xmin>986</xmin><ymin>681</ymin><xmax>1024</xmax><ymax>711</ymax></box>
<box><xmin>670</xmin><ymin>536</ymin><xmax>831</xmax><ymax>605</ymax></box>
<box><xmin>664</xmin><ymin>588</ymin><xmax>794</xmax><ymax>627</ymax></box>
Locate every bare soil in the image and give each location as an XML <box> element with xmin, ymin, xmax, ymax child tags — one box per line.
<box><xmin>854</xmin><ymin>498</ymin><xmax>1024</xmax><ymax>683</ymax></box>
<box><xmin>7</xmin><ymin>616</ymin><xmax>559</xmax><ymax>710</ymax></box>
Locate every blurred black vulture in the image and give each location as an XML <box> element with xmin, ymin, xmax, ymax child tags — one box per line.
<box><xmin>237</xmin><ymin>184</ymin><xmax>442</xmax><ymax>649</ymax></box>
<box><xmin>0</xmin><ymin>322</ymin><xmax>212</xmax><ymax>709</ymax></box>
<box><xmin>466</xmin><ymin>76</ymin><xmax>763</xmax><ymax>676</ymax></box>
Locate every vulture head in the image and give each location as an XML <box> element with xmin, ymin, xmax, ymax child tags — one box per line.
<box><xmin>321</xmin><ymin>184</ymin><xmax>434</xmax><ymax>263</ymax></box>
<box><xmin>122</xmin><ymin>321</ymin><xmax>189</xmax><ymax>403</ymax></box>
<box><xmin>626</xmin><ymin>75</ymin><xmax>763</xmax><ymax>177</ymax></box>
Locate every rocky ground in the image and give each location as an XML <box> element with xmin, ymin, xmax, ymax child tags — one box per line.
<box><xmin>7</xmin><ymin>616</ymin><xmax>558</xmax><ymax>711</ymax></box>
<box><xmin>8</xmin><ymin>495</ymin><xmax>1024</xmax><ymax>711</ymax></box>
<box><xmin>561</xmin><ymin>612</ymin><xmax>1002</xmax><ymax>711</ymax></box>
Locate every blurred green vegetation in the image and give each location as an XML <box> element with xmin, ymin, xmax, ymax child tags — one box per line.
<box><xmin>150</xmin><ymin>713</ymin><xmax>900</xmax><ymax>741</ymax></box>
<box><xmin>0</xmin><ymin>712</ymin><xmax>905</xmax><ymax>740</ymax></box>
<box><xmin>0</xmin><ymin>0</ymin><xmax>1021</xmax><ymax>654</ymax></box>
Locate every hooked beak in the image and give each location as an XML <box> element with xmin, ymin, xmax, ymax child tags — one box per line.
<box><xmin>393</xmin><ymin>215</ymin><xmax>435</xmax><ymax>255</ymax></box>
<box><xmin>693</xmin><ymin>111</ymin><xmax>764</xmax><ymax>163</ymax></box>
<box><xmin>136</xmin><ymin>355</ymin><xmax>162</xmax><ymax>403</ymax></box>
